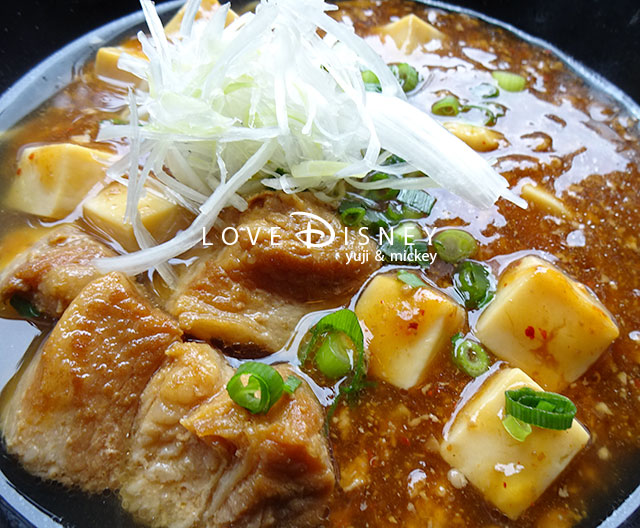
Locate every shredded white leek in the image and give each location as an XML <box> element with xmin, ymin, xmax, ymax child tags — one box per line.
<box><xmin>96</xmin><ymin>0</ymin><xmax>523</xmax><ymax>278</ymax></box>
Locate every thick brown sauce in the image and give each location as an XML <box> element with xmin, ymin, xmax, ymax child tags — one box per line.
<box><xmin>0</xmin><ymin>1</ymin><xmax>639</xmax><ymax>527</ymax></box>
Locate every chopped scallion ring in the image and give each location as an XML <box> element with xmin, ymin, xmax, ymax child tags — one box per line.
<box><xmin>315</xmin><ymin>331</ymin><xmax>353</xmax><ymax>378</ymax></box>
<box><xmin>451</xmin><ymin>333</ymin><xmax>490</xmax><ymax>377</ymax></box>
<box><xmin>502</xmin><ymin>414</ymin><xmax>532</xmax><ymax>442</ymax></box>
<box><xmin>340</xmin><ymin>206</ymin><xmax>366</xmax><ymax>227</ymax></box>
<box><xmin>432</xmin><ymin>229</ymin><xmax>477</xmax><ymax>264</ymax></box>
<box><xmin>453</xmin><ymin>260</ymin><xmax>495</xmax><ymax>309</ymax></box>
<box><xmin>226</xmin><ymin>361</ymin><xmax>285</xmax><ymax>414</ymax></box>
<box><xmin>504</xmin><ymin>387</ymin><xmax>577</xmax><ymax>430</ymax></box>
<box><xmin>299</xmin><ymin>309</ymin><xmax>367</xmax><ymax>402</ymax></box>
<box><xmin>431</xmin><ymin>95</ymin><xmax>461</xmax><ymax>116</ymax></box>
<box><xmin>389</xmin><ymin>63</ymin><xmax>420</xmax><ymax>92</ymax></box>
<box><xmin>361</xmin><ymin>69</ymin><xmax>382</xmax><ymax>92</ymax></box>
<box><xmin>365</xmin><ymin>172</ymin><xmax>400</xmax><ymax>201</ymax></box>
<box><xmin>394</xmin><ymin>222</ymin><xmax>423</xmax><ymax>243</ymax></box>
<box><xmin>491</xmin><ymin>71</ymin><xmax>526</xmax><ymax>92</ymax></box>
<box><xmin>461</xmin><ymin>104</ymin><xmax>497</xmax><ymax>126</ymax></box>
<box><xmin>472</xmin><ymin>82</ymin><xmax>500</xmax><ymax>99</ymax></box>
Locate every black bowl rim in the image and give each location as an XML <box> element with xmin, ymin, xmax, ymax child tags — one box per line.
<box><xmin>0</xmin><ymin>0</ymin><xmax>638</xmax><ymax>526</ymax></box>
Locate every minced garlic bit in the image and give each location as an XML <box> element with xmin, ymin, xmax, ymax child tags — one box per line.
<box><xmin>447</xmin><ymin>468</ymin><xmax>468</xmax><ymax>489</ymax></box>
<box><xmin>595</xmin><ymin>401</ymin><xmax>613</xmax><ymax>417</ymax></box>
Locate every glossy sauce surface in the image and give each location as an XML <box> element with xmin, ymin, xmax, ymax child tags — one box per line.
<box><xmin>0</xmin><ymin>1</ymin><xmax>640</xmax><ymax>527</ymax></box>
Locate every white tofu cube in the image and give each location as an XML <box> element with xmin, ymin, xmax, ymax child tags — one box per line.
<box><xmin>475</xmin><ymin>256</ymin><xmax>619</xmax><ymax>390</ymax></box>
<box><xmin>5</xmin><ymin>144</ymin><xmax>112</xmax><ymax>219</ymax></box>
<box><xmin>355</xmin><ymin>273</ymin><xmax>465</xmax><ymax>390</ymax></box>
<box><xmin>440</xmin><ymin>367</ymin><xmax>590</xmax><ymax>520</ymax></box>
<box><xmin>164</xmin><ymin>0</ymin><xmax>238</xmax><ymax>36</ymax></box>
<box><xmin>379</xmin><ymin>14</ymin><xmax>446</xmax><ymax>53</ymax></box>
<box><xmin>83</xmin><ymin>182</ymin><xmax>191</xmax><ymax>252</ymax></box>
<box><xmin>95</xmin><ymin>47</ymin><xmax>146</xmax><ymax>86</ymax></box>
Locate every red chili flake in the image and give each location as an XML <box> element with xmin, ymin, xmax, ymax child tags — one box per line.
<box><xmin>539</xmin><ymin>328</ymin><xmax>548</xmax><ymax>340</ymax></box>
<box><xmin>16</xmin><ymin>168</ymin><xmax>22</xmax><ymax>175</ymax></box>
<box><xmin>525</xmin><ymin>326</ymin><xmax>535</xmax><ymax>339</ymax></box>
<box><xmin>28</xmin><ymin>153</ymin><xmax>35</xmax><ymax>161</ymax></box>
<box><xmin>503</xmin><ymin>482</ymin><xmax>507</xmax><ymax>488</ymax></box>
<box><xmin>398</xmin><ymin>435</ymin><xmax>411</xmax><ymax>447</ymax></box>
<box><xmin>408</xmin><ymin>322</ymin><xmax>419</xmax><ymax>330</ymax></box>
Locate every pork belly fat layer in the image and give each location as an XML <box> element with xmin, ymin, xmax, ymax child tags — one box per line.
<box><xmin>0</xmin><ymin>224</ymin><xmax>114</xmax><ymax>317</ymax></box>
<box><xmin>1</xmin><ymin>272</ymin><xmax>182</xmax><ymax>491</ymax></box>
<box><xmin>172</xmin><ymin>192</ymin><xmax>379</xmax><ymax>353</ymax></box>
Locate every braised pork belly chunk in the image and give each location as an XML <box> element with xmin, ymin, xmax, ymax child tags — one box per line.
<box><xmin>122</xmin><ymin>342</ymin><xmax>334</xmax><ymax>528</ymax></box>
<box><xmin>171</xmin><ymin>192</ymin><xmax>378</xmax><ymax>353</ymax></box>
<box><xmin>1</xmin><ymin>272</ymin><xmax>182</xmax><ymax>491</ymax></box>
<box><xmin>0</xmin><ymin>224</ymin><xmax>114</xmax><ymax>317</ymax></box>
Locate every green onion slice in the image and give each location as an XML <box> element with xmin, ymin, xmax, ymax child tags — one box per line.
<box><xmin>396</xmin><ymin>189</ymin><xmax>436</xmax><ymax>215</ymax></box>
<box><xmin>431</xmin><ymin>95</ymin><xmax>461</xmax><ymax>116</ymax></box>
<box><xmin>283</xmin><ymin>375</ymin><xmax>302</xmax><ymax>394</ymax></box>
<box><xmin>394</xmin><ymin>222</ymin><xmax>423</xmax><ymax>243</ymax></box>
<box><xmin>451</xmin><ymin>333</ymin><xmax>490</xmax><ymax>377</ymax></box>
<box><xmin>300</xmin><ymin>310</ymin><xmax>366</xmax><ymax>400</ymax></box>
<box><xmin>383</xmin><ymin>154</ymin><xmax>406</xmax><ymax>165</ymax></box>
<box><xmin>385</xmin><ymin>202</ymin><xmax>404</xmax><ymax>222</ymax></box>
<box><xmin>362</xmin><ymin>70</ymin><xmax>382</xmax><ymax>92</ymax></box>
<box><xmin>502</xmin><ymin>414</ymin><xmax>532</xmax><ymax>442</ymax></box>
<box><xmin>505</xmin><ymin>387</ymin><xmax>577</xmax><ymax>430</ymax></box>
<box><xmin>397</xmin><ymin>270</ymin><xmax>428</xmax><ymax>288</ymax></box>
<box><xmin>340</xmin><ymin>206</ymin><xmax>366</xmax><ymax>227</ymax></box>
<box><xmin>389</xmin><ymin>62</ymin><xmax>420</xmax><ymax>92</ymax></box>
<box><xmin>471</xmin><ymin>82</ymin><xmax>500</xmax><ymax>99</ymax></box>
<box><xmin>461</xmin><ymin>104</ymin><xmax>497</xmax><ymax>126</ymax></box>
<box><xmin>365</xmin><ymin>172</ymin><xmax>400</xmax><ymax>201</ymax></box>
<box><xmin>314</xmin><ymin>331</ymin><xmax>353</xmax><ymax>379</ymax></box>
<box><xmin>453</xmin><ymin>260</ymin><xmax>495</xmax><ymax>309</ymax></box>
<box><xmin>491</xmin><ymin>71</ymin><xmax>526</xmax><ymax>92</ymax></box>
<box><xmin>485</xmin><ymin>102</ymin><xmax>506</xmax><ymax>118</ymax></box>
<box><xmin>432</xmin><ymin>229</ymin><xmax>477</xmax><ymax>264</ymax></box>
<box><xmin>10</xmin><ymin>296</ymin><xmax>41</xmax><ymax>319</ymax></box>
<box><xmin>226</xmin><ymin>362</ymin><xmax>285</xmax><ymax>414</ymax></box>
<box><xmin>362</xmin><ymin>209</ymin><xmax>391</xmax><ymax>234</ymax></box>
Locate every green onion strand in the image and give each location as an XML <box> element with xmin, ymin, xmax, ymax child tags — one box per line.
<box><xmin>451</xmin><ymin>333</ymin><xmax>490</xmax><ymax>377</ymax></box>
<box><xmin>505</xmin><ymin>387</ymin><xmax>577</xmax><ymax>430</ymax></box>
